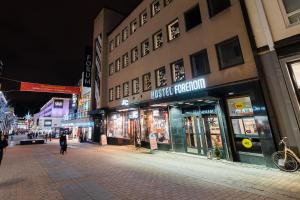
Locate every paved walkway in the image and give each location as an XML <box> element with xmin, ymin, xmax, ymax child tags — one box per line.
<box><xmin>0</xmin><ymin>140</ymin><xmax>299</xmax><ymax>200</ymax></box>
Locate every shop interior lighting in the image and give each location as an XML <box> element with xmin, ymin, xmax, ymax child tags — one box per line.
<box><xmin>184</xmin><ymin>103</ymin><xmax>194</xmax><ymax>105</ymax></box>
<box><xmin>150</xmin><ymin>103</ymin><xmax>168</xmax><ymax>107</ymax></box>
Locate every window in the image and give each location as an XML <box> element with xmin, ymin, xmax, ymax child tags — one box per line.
<box><xmin>167</xmin><ymin>19</ymin><xmax>180</xmax><ymax>41</ymax></box>
<box><xmin>109</xmin><ymin>40</ymin><xmax>114</xmax><ymax>52</ymax></box>
<box><xmin>115</xmin><ymin>58</ymin><xmax>121</xmax><ymax>72</ymax></box>
<box><xmin>155</xmin><ymin>66</ymin><xmax>167</xmax><ymax>87</ymax></box>
<box><xmin>140</xmin><ymin>10</ymin><xmax>148</xmax><ymax>26</ymax></box>
<box><xmin>279</xmin><ymin>0</ymin><xmax>300</xmax><ymax>25</ymax></box>
<box><xmin>122</xmin><ymin>53</ymin><xmax>129</xmax><ymax>68</ymax></box>
<box><xmin>190</xmin><ymin>49</ymin><xmax>210</xmax><ymax>77</ymax></box>
<box><xmin>153</xmin><ymin>30</ymin><xmax>163</xmax><ymax>49</ymax></box>
<box><xmin>143</xmin><ymin>73</ymin><xmax>152</xmax><ymax>91</ymax></box>
<box><xmin>132</xmin><ymin>78</ymin><xmax>139</xmax><ymax>94</ymax></box>
<box><xmin>164</xmin><ymin>0</ymin><xmax>173</xmax><ymax>6</ymax></box>
<box><xmin>109</xmin><ymin>63</ymin><xmax>114</xmax><ymax>75</ymax></box>
<box><xmin>216</xmin><ymin>36</ymin><xmax>244</xmax><ymax>69</ymax></box>
<box><xmin>115</xmin><ymin>85</ymin><xmax>121</xmax><ymax>100</ymax></box>
<box><xmin>184</xmin><ymin>4</ymin><xmax>202</xmax><ymax>31</ymax></box>
<box><xmin>122</xmin><ymin>27</ymin><xmax>129</xmax><ymax>41</ymax></box>
<box><xmin>109</xmin><ymin>88</ymin><xmax>114</xmax><ymax>102</ymax></box>
<box><xmin>171</xmin><ymin>59</ymin><xmax>185</xmax><ymax>83</ymax></box>
<box><xmin>131</xmin><ymin>47</ymin><xmax>139</xmax><ymax>63</ymax></box>
<box><xmin>115</xmin><ymin>34</ymin><xmax>121</xmax><ymax>47</ymax></box>
<box><xmin>130</xmin><ymin>19</ymin><xmax>138</xmax><ymax>34</ymax></box>
<box><xmin>141</xmin><ymin>39</ymin><xmax>150</xmax><ymax>57</ymax></box>
<box><xmin>123</xmin><ymin>82</ymin><xmax>129</xmax><ymax>97</ymax></box>
<box><xmin>151</xmin><ymin>0</ymin><xmax>161</xmax><ymax>16</ymax></box>
<box><xmin>207</xmin><ymin>0</ymin><xmax>231</xmax><ymax>17</ymax></box>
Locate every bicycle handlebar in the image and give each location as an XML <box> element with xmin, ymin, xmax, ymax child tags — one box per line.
<box><xmin>279</xmin><ymin>137</ymin><xmax>288</xmax><ymax>146</ymax></box>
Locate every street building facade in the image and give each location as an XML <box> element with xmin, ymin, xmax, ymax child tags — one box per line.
<box><xmin>90</xmin><ymin>0</ymin><xmax>278</xmax><ymax>166</ymax></box>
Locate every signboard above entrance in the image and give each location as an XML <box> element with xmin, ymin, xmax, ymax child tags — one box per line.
<box><xmin>151</xmin><ymin>78</ymin><xmax>206</xmax><ymax>100</ymax></box>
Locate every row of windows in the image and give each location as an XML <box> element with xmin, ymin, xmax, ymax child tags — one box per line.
<box><xmin>109</xmin><ymin>0</ymin><xmax>174</xmax><ymax>52</ymax></box>
<box><xmin>108</xmin><ymin>0</ymin><xmax>232</xmax><ymax>76</ymax></box>
<box><xmin>109</xmin><ymin>35</ymin><xmax>244</xmax><ymax>101</ymax></box>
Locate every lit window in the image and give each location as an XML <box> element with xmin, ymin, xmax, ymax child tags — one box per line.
<box><xmin>155</xmin><ymin>66</ymin><xmax>167</xmax><ymax>87</ymax></box>
<box><xmin>131</xmin><ymin>47</ymin><xmax>139</xmax><ymax>63</ymax></box>
<box><xmin>130</xmin><ymin>19</ymin><xmax>138</xmax><ymax>34</ymax></box>
<box><xmin>109</xmin><ymin>63</ymin><xmax>114</xmax><ymax>75</ymax></box>
<box><xmin>216</xmin><ymin>36</ymin><xmax>244</xmax><ymax>69</ymax></box>
<box><xmin>167</xmin><ymin>19</ymin><xmax>180</xmax><ymax>41</ymax></box>
<box><xmin>123</xmin><ymin>82</ymin><xmax>129</xmax><ymax>97</ymax></box>
<box><xmin>115</xmin><ymin>34</ymin><xmax>121</xmax><ymax>47</ymax></box>
<box><xmin>115</xmin><ymin>85</ymin><xmax>121</xmax><ymax>100</ymax></box>
<box><xmin>132</xmin><ymin>78</ymin><xmax>139</xmax><ymax>94</ymax></box>
<box><xmin>115</xmin><ymin>58</ymin><xmax>121</xmax><ymax>72</ymax></box>
<box><xmin>109</xmin><ymin>88</ymin><xmax>114</xmax><ymax>101</ymax></box>
<box><xmin>171</xmin><ymin>59</ymin><xmax>185</xmax><ymax>83</ymax></box>
<box><xmin>164</xmin><ymin>0</ymin><xmax>173</xmax><ymax>6</ymax></box>
<box><xmin>122</xmin><ymin>27</ymin><xmax>129</xmax><ymax>41</ymax></box>
<box><xmin>141</xmin><ymin>39</ymin><xmax>150</xmax><ymax>57</ymax></box>
<box><xmin>279</xmin><ymin>0</ymin><xmax>300</xmax><ymax>25</ymax></box>
<box><xmin>140</xmin><ymin>10</ymin><xmax>148</xmax><ymax>26</ymax></box>
<box><xmin>153</xmin><ymin>30</ymin><xmax>163</xmax><ymax>49</ymax></box>
<box><xmin>109</xmin><ymin>40</ymin><xmax>114</xmax><ymax>52</ymax></box>
<box><xmin>122</xmin><ymin>53</ymin><xmax>129</xmax><ymax>68</ymax></box>
<box><xmin>207</xmin><ymin>0</ymin><xmax>231</xmax><ymax>17</ymax></box>
<box><xmin>143</xmin><ymin>73</ymin><xmax>152</xmax><ymax>91</ymax></box>
<box><xmin>151</xmin><ymin>0</ymin><xmax>161</xmax><ymax>16</ymax></box>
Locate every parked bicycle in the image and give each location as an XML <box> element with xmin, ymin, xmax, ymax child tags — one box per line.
<box><xmin>272</xmin><ymin>137</ymin><xmax>300</xmax><ymax>172</ymax></box>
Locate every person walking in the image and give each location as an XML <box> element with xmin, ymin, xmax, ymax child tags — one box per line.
<box><xmin>45</xmin><ymin>133</ymin><xmax>48</xmax><ymax>142</ymax></box>
<box><xmin>0</xmin><ymin>134</ymin><xmax>8</xmax><ymax>166</ymax></box>
<box><xmin>59</xmin><ymin>134</ymin><xmax>67</xmax><ymax>155</ymax></box>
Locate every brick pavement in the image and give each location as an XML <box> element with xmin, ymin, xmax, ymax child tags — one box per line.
<box><xmin>0</xmin><ymin>140</ymin><xmax>299</xmax><ymax>200</ymax></box>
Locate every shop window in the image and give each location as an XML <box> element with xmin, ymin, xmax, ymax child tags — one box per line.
<box><xmin>115</xmin><ymin>85</ymin><xmax>121</xmax><ymax>100</ymax></box>
<box><xmin>190</xmin><ymin>49</ymin><xmax>210</xmax><ymax>77</ymax></box>
<box><xmin>140</xmin><ymin>10</ymin><xmax>148</xmax><ymax>26</ymax></box>
<box><xmin>151</xmin><ymin>0</ymin><xmax>161</xmax><ymax>16</ymax></box>
<box><xmin>132</xmin><ymin>78</ymin><xmax>139</xmax><ymax>94</ymax></box>
<box><xmin>207</xmin><ymin>0</ymin><xmax>231</xmax><ymax>17</ymax></box>
<box><xmin>142</xmin><ymin>73</ymin><xmax>152</xmax><ymax>91</ymax></box>
<box><xmin>140</xmin><ymin>108</ymin><xmax>170</xmax><ymax>143</ymax></box>
<box><xmin>123</xmin><ymin>82</ymin><xmax>129</xmax><ymax>97</ymax></box>
<box><xmin>288</xmin><ymin>61</ymin><xmax>300</xmax><ymax>102</ymax></box>
<box><xmin>130</xmin><ymin>19</ymin><xmax>138</xmax><ymax>34</ymax></box>
<box><xmin>122</xmin><ymin>27</ymin><xmax>129</xmax><ymax>41</ymax></box>
<box><xmin>109</xmin><ymin>88</ymin><xmax>114</xmax><ymax>102</ymax></box>
<box><xmin>115</xmin><ymin>58</ymin><xmax>121</xmax><ymax>72</ymax></box>
<box><xmin>131</xmin><ymin>47</ymin><xmax>139</xmax><ymax>63</ymax></box>
<box><xmin>109</xmin><ymin>63</ymin><xmax>114</xmax><ymax>75</ymax></box>
<box><xmin>167</xmin><ymin>19</ymin><xmax>180</xmax><ymax>41</ymax></box>
<box><xmin>109</xmin><ymin>40</ymin><xmax>114</xmax><ymax>52</ymax></box>
<box><xmin>164</xmin><ymin>0</ymin><xmax>173</xmax><ymax>6</ymax></box>
<box><xmin>122</xmin><ymin>53</ymin><xmax>129</xmax><ymax>68</ymax></box>
<box><xmin>141</xmin><ymin>39</ymin><xmax>150</xmax><ymax>57</ymax></box>
<box><xmin>278</xmin><ymin>0</ymin><xmax>300</xmax><ymax>25</ymax></box>
<box><xmin>155</xmin><ymin>66</ymin><xmax>167</xmax><ymax>87</ymax></box>
<box><xmin>171</xmin><ymin>59</ymin><xmax>185</xmax><ymax>83</ymax></box>
<box><xmin>115</xmin><ymin>34</ymin><xmax>121</xmax><ymax>47</ymax></box>
<box><xmin>216</xmin><ymin>36</ymin><xmax>244</xmax><ymax>69</ymax></box>
<box><xmin>184</xmin><ymin>4</ymin><xmax>202</xmax><ymax>31</ymax></box>
<box><xmin>227</xmin><ymin>96</ymin><xmax>262</xmax><ymax>154</ymax></box>
<box><xmin>107</xmin><ymin>113</ymin><xmax>130</xmax><ymax>139</ymax></box>
<box><xmin>153</xmin><ymin>30</ymin><xmax>163</xmax><ymax>50</ymax></box>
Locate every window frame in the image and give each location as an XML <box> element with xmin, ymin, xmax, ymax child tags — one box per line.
<box><xmin>130</xmin><ymin>19</ymin><xmax>138</xmax><ymax>34</ymax></box>
<box><xmin>215</xmin><ymin>36</ymin><xmax>244</xmax><ymax>70</ymax></box>
<box><xmin>151</xmin><ymin>0</ymin><xmax>161</xmax><ymax>17</ymax></box>
<box><xmin>142</xmin><ymin>72</ymin><xmax>152</xmax><ymax>92</ymax></box>
<box><xmin>109</xmin><ymin>63</ymin><xmax>114</xmax><ymax>76</ymax></box>
<box><xmin>278</xmin><ymin>0</ymin><xmax>300</xmax><ymax>26</ymax></box>
<box><xmin>190</xmin><ymin>49</ymin><xmax>211</xmax><ymax>78</ymax></box>
<box><xmin>166</xmin><ymin>18</ymin><xmax>180</xmax><ymax>42</ymax></box>
<box><xmin>184</xmin><ymin>4</ymin><xmax>202</xmax><ymax>31</ymax></box>
<box><xmin>140</xmin><ymin>9</ymin><xmax>148</xmax><ymax>26</ymax></box>
<box><xmin>123</xmin><ymin>81</ymin><xmax>130</xmax><ymax>97</ymax></box>
<box><xmin>153</xmin><ymin>29</ymin><xmax>163</xmax><ymax>50</ymax></box>
<box><xmin>115</xmin><ymin>58</ymin><xmax>121</xmax><ymax>72</ymax></box>
<box><xmin>131</xmin><ymin>47</ymin><xmax>139</xmax><ymax>63</ymax></box>
<box><xmin>164</xmin><ymin>0</ymin><xmax>173</xmax><ymax>7</ymax></box>
<box><xmin>207</xmin><ymin>0</ymin><xmax>231</xmax><ymax>18</ymax></box>
<box><xmin>155</xmin><ymin>66</ymin><xmax>167</xmax><ymax>88</ymax></box>
<box><xmin>109</xmin><ymin>40</ymin><xmax>114</xmax><ymax>52</ymax></box>
<box><xmin>122</xmin><ymin>27</ymin><xmax>129</xmax><ymax>41</ymax></box>
<box><xmin>115</xmin><ymin>85</ymin><xmax>121</xmax><ymax>100</ymax></box>
<box><xmin>170</xmin><ymin>58</ymin><xmax>186</xmax><ymax>83</ymax></box>
<box><xmin>115</xmin><ymin>34</ymin><xmax>121</xmax><ymax>47</ymax></box>
<box><xmin>122</xmin><ymin>52</ymin><xmax>129</xmax><ymax>68</ymax></box>
<box><xmin>141</xmin><ymin>39</ymin><xmax>150</xmax><ymax>57</ymax></box>
<box><xmin>109</xmin><ymin>88</ymin><xmax>114</xmax><ymax>102</ymax></box>
<box><xmin>132</xmin><ymin>77</ymin><xmax>140</xmax><ymax>95</ymax></box>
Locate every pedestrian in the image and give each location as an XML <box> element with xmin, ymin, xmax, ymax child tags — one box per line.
<box><xmin>59</xmin><ymin>134</ymin><xmax>67</xmax><ymax>155</ymax></box>
<box><xmin>0</xmin><ymin>133</ymin><xmax>8</xmax><ymax>166</ymax></box>
<box><xmin>45</xmin><ymin>133</ymin><xmax>48</xmax><ymax>142</ymax></box>
<box><xmin>49</xmin><ymin>133</ymin><xmax>52</xmax><ymax>141</ymax></box>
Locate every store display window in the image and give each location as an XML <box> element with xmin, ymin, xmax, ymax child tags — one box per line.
<box><xmin>107</xmin><ymin>113</ymin><xmax>129</xmax><ymax>139</ymax></box>
<box><xmin>140</xmin><ymin>108</ymin><xmax>170</xmax><ymax>144</ymax></box>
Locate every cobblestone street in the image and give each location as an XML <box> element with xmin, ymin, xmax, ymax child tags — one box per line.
<box><xmin>0</xmin><ymin>139</ymin><xmax>299</xmax><ymax>200</ymax></box>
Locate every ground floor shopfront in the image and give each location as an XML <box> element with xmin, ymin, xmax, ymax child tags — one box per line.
<box><xmin>105</xmin><ymin>80</ymin><xmax>276</xmax><ymax>167</ymax></box>
<box><xmin>61</xmin><ymin>118</ymin><xmax>94</xmax><ymax>142</ymax></box>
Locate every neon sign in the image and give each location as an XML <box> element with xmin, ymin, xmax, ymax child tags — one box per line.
<box><xmin>151</xmin><ymin>78</ymin><xmax>206</xmax><ymax>100</ymax></box>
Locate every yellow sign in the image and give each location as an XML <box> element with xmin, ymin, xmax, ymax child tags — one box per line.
<box><xmin>234</xmin><ymin>102</ymin><xmax>245</xmax><ymax>110</ymax></box>
<box><xmin>242</xmin><ymin>138</ymin><xmax>253</xmax><ymax>149</ymax></box>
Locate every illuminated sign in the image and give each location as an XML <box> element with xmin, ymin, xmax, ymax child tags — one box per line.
<box><xmin>54</xmin><ymin>100</ymin><xmax>64</xmax><ymax>108</ymax></box>
<box><xmin>72</xmin><ymin>94</ymin><xmax>78</xmax><ymax>108</ymax></box>
<box><xmin>151</xmin><ymin>78</ymin><xmax>206</xmax><ymax>100</ymax></box>
<box><xmin>44</xmin><ymin>120</ymin><xmax>52</xmax><ymax>127</ymax></box>
<box><xmin>121</xmin><ymin>99</ymin><xmax>129</xmax><ymax>106</ymax></box>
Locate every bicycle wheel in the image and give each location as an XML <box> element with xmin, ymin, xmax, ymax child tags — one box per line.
<box><xmin>272</xmin><ymin>151</ymin><xmax>299</xmax><ymax>172</ymax></box>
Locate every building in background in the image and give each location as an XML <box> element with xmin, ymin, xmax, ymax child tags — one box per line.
<box><xmin>244</xmin><ymin>0</ymin><xmax>300</xmax><ymax>154</ymax></box>
<box><xmin>90</xmin><ymin>0</ymin><xmax>279</xmax><ymax>167</ymax></box>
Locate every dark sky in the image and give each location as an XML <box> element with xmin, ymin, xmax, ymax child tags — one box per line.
<box><xmin>0</xmin><ymin>0</ymin><xmax>141</xmax><ymax>116</ymax></box>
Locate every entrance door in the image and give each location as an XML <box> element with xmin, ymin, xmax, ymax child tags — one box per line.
<box><xmin>128</xmin><ymin>119</ymin><xmax>139</xmax><ymax>145</ymax></box>
<box><xmin>201</xmin><ymin>114</ymin><xmax>223</xmax><ymax>151</ymax></box>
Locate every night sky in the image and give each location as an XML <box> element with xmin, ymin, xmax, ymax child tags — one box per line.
<box><xmin>0</xmin><ymin>0</ymin><xmax>141</xmax><ymax>116</ymax></box>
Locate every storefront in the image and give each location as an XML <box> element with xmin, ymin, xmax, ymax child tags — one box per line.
<box><xmin>106</xmin><ymin>79</ymin><xmax>276</xmax><ymax>166</ymax></box>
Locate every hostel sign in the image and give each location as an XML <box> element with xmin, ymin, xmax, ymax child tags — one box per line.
<box><xmin>151</xmin><ymin>78</ymin><xmax>206</xmax><ymax>100</ymax></box>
